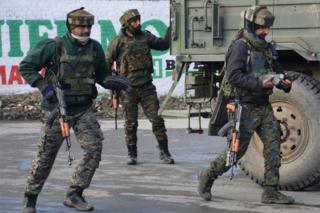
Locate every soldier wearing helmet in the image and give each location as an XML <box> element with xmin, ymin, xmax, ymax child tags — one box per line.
<box><xmin>198</xmin><ymin>6</ymin><xmax>295</xmax><ymax>204</ymax></box>
<box><xmin>244</xmin><ymin>6</ymin><xmax>275</xmax><ymax>33</ymax></box>
<box><xmin>20</xmin><ymin>7</ymin><xmax>130</xmax><ymax>213</ymax></box>
<box><xmin>106</xmin><ymin>9</ymin><xmax>174</xmax><ymax>165</ymax></box>
<box><xmin>119</xmin><ymin>9</ymin><xmax>141</xmax><ymax>34</ymax></box>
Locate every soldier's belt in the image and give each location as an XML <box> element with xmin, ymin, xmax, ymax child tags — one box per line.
<box><xmin>65</xmin><ymin>95</ymin><xmax>91</xmax><ymax>103</ymax></box>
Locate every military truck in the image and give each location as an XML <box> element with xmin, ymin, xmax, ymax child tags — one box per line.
<box><xmin>161</xmin><ymin>0</ymin><xmax>320</xmax><ymax>190</ymax></box>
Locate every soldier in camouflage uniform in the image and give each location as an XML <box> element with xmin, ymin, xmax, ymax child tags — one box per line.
<box><xmin>105</xmin><ymin>9</ymin><xmax>174</xmax><ymax>165</ymax></box>
<box><xmin>19</xmin><ymin>8</ymin><xmax>130</xmax><ymax>213</ymax></box>
<box><xmin>198</xmin><ymin>6</ymin><xmax>295</xmax><ymax>204</ymax></box>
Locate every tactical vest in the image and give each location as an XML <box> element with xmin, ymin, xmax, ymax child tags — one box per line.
<box><xmin>223</xmin><ymin>37</ymin><xmax>274</xmax><ymax>99</ymax></box>
<box><xmin>56</xmin><ymin>38</ymin><xmax>97</xmax><ymax>105</ymax></box>
<box><xmin>118</xmin><ymin>34</ymin><xmax>153</xmax><ymax>86</ymax></box>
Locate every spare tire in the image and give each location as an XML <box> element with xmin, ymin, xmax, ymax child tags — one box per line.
<box><xmin>239</xmin><ymin>72</ymin><xmax>320</xmax><ymax>190</ymax></box>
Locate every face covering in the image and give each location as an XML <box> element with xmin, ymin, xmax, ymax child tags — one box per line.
<box><xmin>128</xmin><ymin>24</ymin><xmax>142</xmax><ymax>35</ymax></box>
<box><xmin>71</xmin><ymin>33</ymin><xmax>90</xmax><ymax>44</ymax></box>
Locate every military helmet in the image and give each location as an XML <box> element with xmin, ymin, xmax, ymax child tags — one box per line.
<box><xmin>66</xmin><ymin>7</ymin><xmax>94</xmax><ymax>30</ymax></box>
<box><xmin>120</xmin><ymin>9</ymin><xmax>141</xmax><ymax>26</ymax></box>
<box><xmin>244</xmin><ymin>6</ymin><xmax>275</xmax><ymax>27</ymax></box>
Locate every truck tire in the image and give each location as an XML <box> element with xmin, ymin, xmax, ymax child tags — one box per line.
<box><xmin>239</xmin><ymin>72</ymin><xmax>320</xmax><ymax>190</ymax></box>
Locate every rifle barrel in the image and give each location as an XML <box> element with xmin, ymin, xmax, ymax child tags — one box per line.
<box><xmin>115</xmin><ymin>107</ymin><xmax>118</xmax><ymax>130</ymax></box>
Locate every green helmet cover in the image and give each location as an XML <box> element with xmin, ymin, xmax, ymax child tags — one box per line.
<box><xmin>120</xmin><ymin>9</ymin><xmax>141</xmax><ymax>26</ymax></box>
<box><xmin>244</xmin><ymin>6</ymin><xmax>275</xmax><ymax>27</ymax></box>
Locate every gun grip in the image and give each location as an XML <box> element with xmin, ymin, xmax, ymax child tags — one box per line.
<box><xmin>59</xmin><ymin>118</ymin><xmax>70</xmax><ymax>138</ymax></box>
<box><xmin>231</xmin><ymin>132</ymin><xmax>240</xmax><ymax>152</ymax></box>
<box><xmin>112</xmin><ymin>97</ymin><xmax>118</xmax><ymax>109</ymax></box>
<box><xmin>226</xmin><ymin>103</ymin><xmax>236</xmax><ymax>112</ymax></box>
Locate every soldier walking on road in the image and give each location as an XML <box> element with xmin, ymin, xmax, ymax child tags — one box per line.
<box><xmin>20</xmin><ymin>8</ymin><xmax>130</xmax><ymax>212</ymax></box>
<box><xmin>198</xmin><ymin>6</ymin><xmax>295</xmax><ymax>204</ymax></box>
<box><xmin>105</xmin><ymin>9</ymin><xmax>174</xmax><ymax>165</ymax></box>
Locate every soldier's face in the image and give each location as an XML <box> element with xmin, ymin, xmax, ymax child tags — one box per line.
<box><xmin>129</xmin><ymin>19</ymin><xmax>141</xmax><ymax>29</ymax></box>
<box><xmin>71</xmin><ymin>25</ymin><xmax>92</xmax><ymax>37</ymax></box>
<box><xmin>255</xmin><ymin>26</ymin><xmax>270</xmax><ymax>39</ymax></box>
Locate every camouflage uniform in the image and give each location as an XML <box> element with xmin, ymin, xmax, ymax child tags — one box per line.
<box><xmin>19</xmin><ymin>8</ymin><xmax>128</xmax><ymax>212</ymax></box>
<box><xmin>203</xmin><ymin>103</ymin><xmax>281</xmax><ymax>185</ymax></box>
<box><xmin>26</xmin><ymin>109</ymin><xmax>104</xmax><ymax>194</ymax></box>
<box><xmin>198</xmin><ymin>6</ymin><xmax>294</xmax><ymax>204</ymax></box>
<box><xmin>105</xmin><ymin>9</ymin><xmax>174</xmax><ymax>164</ymax></box>
<box><xmin>20</xmin><ymin>29</ymin><xmax>108</xmax><ymax>191</ymax></box>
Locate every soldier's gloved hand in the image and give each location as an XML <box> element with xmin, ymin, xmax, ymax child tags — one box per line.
<box><xmin>40</xmin><ymin>84</ymin><xmax>57</xmax><ymax>103</ymax></box>
<box><xmin>278</xmin><ymin>79</ymin><xmax>292</xmax><ymax>93</ymax></box>
<box><xmin>102</xmin><ymin>75</ymin><xmax>132</xmax><ymax>92</ymax></box>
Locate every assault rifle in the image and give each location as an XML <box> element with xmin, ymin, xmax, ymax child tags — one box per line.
<box><xmin>47</xmin><ymin>75</ymin><xmax>73</xmax><ymax>166</ymax></box>
<box><xmin>110</xmin><ymin>65</ymin><xmax>119</xmax><ymax>130</ymax></box>
<box><xmin>110</xmin><ymin>90</ymin><xmax>119</xmax><ymax>130</ymax></box>
<box><xmin>219</xmin><ymin>100</ymin><xmax>242</xmax><ymax>180</ymax></box>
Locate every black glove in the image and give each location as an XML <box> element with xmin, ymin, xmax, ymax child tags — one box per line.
<box><xmin>102</xmin><ymin>75</ymin><xmax>131</xmax><ymax>91</ymax></box>
<box><xmin>275</xmin><ymin>72</ymin><xmax>297</xmax><ymax>93</ymax></box>
<box><xmin>40</xmin><ymin>84</ymin><xmax>57</xmax><ymax>103</ymax></box>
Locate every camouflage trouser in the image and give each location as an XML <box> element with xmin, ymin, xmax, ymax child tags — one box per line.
<box><xmin>120</xmin><ymin>82</ymin><xmax>168</xmax><ymax>145</ymax></box>
<box><xmin>25</xmin><ymin>108</ymin><xmax>104</xmax><ymax>195</ymax></box>
<box><xmin>207</xmin><ymin>103</ymin><xmax>281</xmax><ymax>186</ymax></box>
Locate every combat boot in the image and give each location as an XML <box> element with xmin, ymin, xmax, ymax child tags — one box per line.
<box><xmin>127</xmin><ymin>144</ymin><xmax>137</xmax><ymax>165</ymax></box>
<box><xmin>22</xmin><ymin>193</ymin><xmax>37</xmax><ymax>213</ymax></box>
<box><xmin>158</xmin><ymin>141</ymin><xmax>175</xmax><ymax>164</ymax></box>
<box><xmin>198</xmin><ymin>169</ymin><xmax>215</xmax><ymax>201</ymax></box>
<box><xmin>63</xmin><ymin>187</ymin><xmax>94</xmax><ymax>211</ymax></box>
<box><xmin>261</xmin><ymin>186</ymin><xmax>295</xmax><ymax>204</ymax></box>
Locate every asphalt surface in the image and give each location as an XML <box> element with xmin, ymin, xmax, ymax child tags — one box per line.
<box><xmin>0</xmin><ymin>118</ymin><xmax>319</xmax><ymax>213</ymax></box>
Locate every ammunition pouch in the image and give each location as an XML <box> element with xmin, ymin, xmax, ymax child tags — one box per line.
<box><xmin>119</xmin><ymin>34</ymin><xmax>153</xmax><ymax>76</ymax></box>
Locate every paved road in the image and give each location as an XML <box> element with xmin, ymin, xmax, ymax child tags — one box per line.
<box><xmin>0</xmin><ymin>119</ymin><xmax>319</xmax><ymax>213</ymax></box>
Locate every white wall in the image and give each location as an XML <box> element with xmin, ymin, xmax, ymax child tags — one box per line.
<box><xmin>0</xmin><ymin>0</ymin><xmax>185</xmax><ymax>95</ymax></box>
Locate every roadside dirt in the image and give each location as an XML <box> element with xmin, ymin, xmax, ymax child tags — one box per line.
<box><xmin>0</xmin><ymin>92</ymin><xmax>188</xmax><ymax>120</ymax></box>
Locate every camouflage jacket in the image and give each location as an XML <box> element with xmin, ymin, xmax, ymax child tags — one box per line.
<box><xmin>105</xmin><ymin>28</ymin><xmax>170</xmax><ymax>86</ymax></box>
